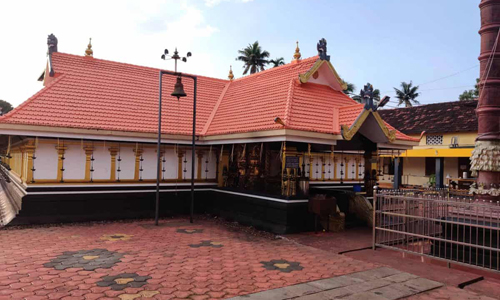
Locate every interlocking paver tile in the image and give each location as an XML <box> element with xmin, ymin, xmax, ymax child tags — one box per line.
<box><xmin>0</xmin><ymin>219</ymin><xmax>379</xmax><ymax>300</ymax></box>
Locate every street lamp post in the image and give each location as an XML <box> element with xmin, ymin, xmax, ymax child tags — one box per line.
<box><xmin>155</xmin><ymin>49</ymin><xmax>196</xmax><ymax>226</ymax></box>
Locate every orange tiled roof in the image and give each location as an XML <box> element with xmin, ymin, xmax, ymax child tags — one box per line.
<box><xmin>0</xmin><ymin>52</ymin><xmax>416</xmax><ymax>142</ymax></box>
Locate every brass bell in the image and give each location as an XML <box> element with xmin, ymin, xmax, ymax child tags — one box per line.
<box><xmin>171</xmin><ymin>76</ymin><xmax>187</xmax><ymax>100</ymax></box>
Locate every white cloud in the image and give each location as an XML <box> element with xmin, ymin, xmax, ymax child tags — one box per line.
<box><xmin>0</xmin><ymin>0</ymin><xmax>219</xmax><ymax>106</ymax></box>
<box><xmin>204</xmin><ymin>0</ymin><xmax>254</xmax><ymax>7</ymax></box>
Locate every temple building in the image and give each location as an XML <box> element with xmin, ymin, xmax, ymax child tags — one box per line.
<box><xmin>0</xmin><ymin>35</ymin><xmax>418</xmax><ymax>232</ymax></box>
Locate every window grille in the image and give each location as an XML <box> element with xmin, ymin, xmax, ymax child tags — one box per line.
<box><xmin>426</xmin><ymin>135</ymin><xmax>443</xmax><ymax>145</ymax></box>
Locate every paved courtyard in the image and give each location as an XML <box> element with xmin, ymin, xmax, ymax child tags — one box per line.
<box><xmin>0</xmin><ymin>219</ymin><xmax>378</xmax><ymax>300</ymax></box>
<box><xmin>0</xmin><ymin>218</ymin><xmax>498</xmax><ymax>300</ymax></box>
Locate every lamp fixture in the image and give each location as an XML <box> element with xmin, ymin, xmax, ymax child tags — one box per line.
<box><xmin>274</xmin><ymin>117</ymin><xmax>285</xmax><ymax>126</ymax></box>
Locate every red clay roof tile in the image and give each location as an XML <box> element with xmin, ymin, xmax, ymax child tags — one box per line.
<box><xmin>0</xmin><ymin>52</ymin><xmax>415</xmax><ymax>142</ymax></box>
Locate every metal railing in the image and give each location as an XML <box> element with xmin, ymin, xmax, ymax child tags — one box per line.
<box><xmin>373</xmin><ymin>188</ymin><xmax>500</xmax><ymax>272</ymax></box>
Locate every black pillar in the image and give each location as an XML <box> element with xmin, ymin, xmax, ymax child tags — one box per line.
<box><xmin>435</xmin><ymin>157</ymin><xmax>444</xmax><ymax>188</ymax></box>
<box><xmin>393</xmin><ymin>157</ymin><xmax>402</xmax><ymax>189</ymax></box>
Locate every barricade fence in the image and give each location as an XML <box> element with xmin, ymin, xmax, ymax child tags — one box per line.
<box><xmin>373</xmin><ymin>188</ymin><xmax>500</xmax><ymax>272</ymax></box>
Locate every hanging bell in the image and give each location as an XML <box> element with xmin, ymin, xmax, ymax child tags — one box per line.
<box><xmin>171</xmin><ymin>76</ymin><xmax>187</xmax><ymax>100</ymax></box>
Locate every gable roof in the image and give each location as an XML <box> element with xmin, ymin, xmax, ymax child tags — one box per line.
<box><xmin>2</xmin><ymin>52</ymin><xmax>227</xmax><ymax>136</ymax></box>
<box><xmin>378</xmin><ymin>100</ymin><xmax>478</xmax><ymax>135</ymax></box>
<box><xmin>0</xmin><ymin>52</ymin><xmax>416</xmax><ymax>143</ymax></box>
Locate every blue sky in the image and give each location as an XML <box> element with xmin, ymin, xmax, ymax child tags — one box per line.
<box><xmin>0</xmin><ymin>0</ymin><xmax>480</xmax><ymax>107</ymax></box>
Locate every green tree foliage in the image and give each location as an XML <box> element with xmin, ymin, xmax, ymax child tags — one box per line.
<box><xmin>394</xmin><ymin>81</ymin><xmax>420</xmax><ymax>107</ymax></box>
<box><xmin>341</xmin><ymin>79</ymin><xmax>356</xmax><ymax>96</ymax></box>
<box><xmin>236</xmin><ymin>41</ymin><xmax>270</xmax><ymax>75</ymax></box>
<box><xmin>269</xmin><ymin>57</ymin><xmax>285</xmax><ymax>68</ymax></box>
<box><xmin>459</xmin><ymin>78</ymin><xmax>479</xmax><ymax>101</ymax></box>
<box><xmin>0</xmin><ymin>100</ymin><xmax>13</xmax><ymax>115</ymax></box>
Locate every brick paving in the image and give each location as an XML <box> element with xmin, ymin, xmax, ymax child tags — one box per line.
<box><xmin>0</xmin><ymin>219</ymin><xmax>379</xmax><ymax>300</ymax></box>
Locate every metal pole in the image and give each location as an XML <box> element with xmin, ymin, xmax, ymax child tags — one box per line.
<box><xmin>190</xmin><ymin>77</ymin><xmax>197</xmax><ymax>223</ymax></box>
<box><xmin>155</xmin><ymin>71</ymin><xmax>163</xmax><ymax>226</ymax></box>
<box><xmin>373</xmin><ymin>185</ymin><xmax>378</xmax><ymax>250</ymax></box>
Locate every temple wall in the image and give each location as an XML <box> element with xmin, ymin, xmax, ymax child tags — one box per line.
<box><xmin>304</xmin><ymin>154</ymin><xmax>365</xmax><ymax>181</ymax></box>
<box><xmin>117</xmin><ymin>148</ymin><xmax>135</xmax><ymax>180</ymax></box>
<box><xmin>182</xmin><ymin>150</ymin><xmax>194</xmax><ymax>180</ymax></box>
<box><xmin>35</xmin><ymin>143</ymin><xmax>58</xmax><ymax>180</ymax></box>
<box><xmin>140</xmin><ymin>147</ymin><xmax>157</xmax><ymax>180</ymax></box>
<box><xmin>92</xmin><ymin>147</ymin><xmax>111</xmax><ymax>180</ymax></box>
<box><xmin>64</xmin><ymin>145</ymin><xmax>86</xmax><ymax>180</ymax></box>
<box><xmin>3</xmin><ymin>138</ymin><xmax>218</xmax><ymax>185</ymax></box>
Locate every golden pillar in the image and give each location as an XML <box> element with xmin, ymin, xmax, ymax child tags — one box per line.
<box><xmin>177</xmin><ymin>150</ymin><xmax>185</xmax><ymax>180</ymax></box>
<box><xmin>281</xmin><ymin>142</ymin><xmax>287</xmax><ymax>195</ymax></box>
<box><xmin>19</xmin><ymin>146</ymin><xmax>25</xmax><ymax>182</ymax></box>
<box><xmin>345</xmin><ymin>157</ymin><xmax>349</xmax><ymax>180</ymax></box>
<box><xmin>84</xmin><ymin>146</ymin><xmax>94</xmax><ymax>181</ymax></box>
<box><xmin>109</xmin><ymin>147</ymin><xmax>119</xmax><ymax>181</ymax></box>
<box><xmin>24</xmin><ymin>141</ymin><xmax>36</xmax><ymax>183</ymax></box>
<box><xmin>133</xmin><ymin>147</ymin><xmax>144</xmax><ymax>181</ymax></box>
<box><xmin>157</xmin><ymin>149</ymin><xmax>165</xmax><ymax>180</ymax></box>
<box><xmin>55</xmin><ymin>145</ymin><xmax>67</xmax><ymax>182</ymax></box>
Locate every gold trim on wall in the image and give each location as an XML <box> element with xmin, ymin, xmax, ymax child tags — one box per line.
<box><xmin>133</xmin><ymin>146</ymin><xmax>144</xmax><ymax>181</ymax></box>
<box><xmin>109</xmin><ymin>147</ymin><xmax>119</xmax><ymax>181</ymax></box>
<box><xmin>177</xmin><ymin>150</ymin><xmax>184</xmax><ymax>180</ymax></box>
<box><xmin>84</xmin><ymin>146</ymin><xmax>94</xmax><ymax>181</ymax></box>
<box><xmin>55</xmin><ymin>145</ymin><xmax>67</xmax><ymax>182</ymax></box>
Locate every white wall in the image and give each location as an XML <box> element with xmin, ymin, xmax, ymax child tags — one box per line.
<box><xmin>347</xmin><ymin>158</ymin><xmax>356</xmax><ymax>179</ymax></box>
<box><xmin>162</xmin><ymin>148</ymin><xmax>178</xmax><ymax>180</ymax></box>
<box><xmin>141</xmin><ymin>148</ymin><xmax>157</xmax><ymax>180</ymax></box>
<box><xmin>64</xmin><ymin>145</ymin><xmax>86</xmax><ymax>180</ymax></box>
<box><xmin>335</xmin><ymin>159</ymin><xmax>345</xmax><ymax>179</ymax></box>
<box><xmin>311</xmin><ymin>156</ymin><xmax>321</xmax><ymax>180</ymax></box>
<box><xmin>199</xmin><ymin>150</ymin><xmax>217</xmax><ymax>180</ymax></box>
<box><xmin>116</xmin><ymin>147</ymin><xmax>135</xmax><ymax>180</ymax></box>
<box><xmin>182</xmin><ymin>150</ymin><xmax>194</xmax><ymax>179</ymax></box>
<box><xmin>324</xmin><ymin>156</ymin><xmax>335</xmax><ymax>180</ymax></box>
<box><xmin>35</xmin><ymin>143</ymin><xmax>58</xmax><ymax>180</ymax></box>
<box><xmin>92</xmin><ymin>147</ymin><xmax>110</xmax><ymax>180</ymax></box>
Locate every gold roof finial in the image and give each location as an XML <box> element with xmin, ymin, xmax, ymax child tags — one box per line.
<box><xmin>293</xmin><ymin>41</ymin><xmax>301</xmax><ymax>61</ymax></box>
<box><xmin>85</xmin><ymin>38</ymin><xmax>93</xmax><ymax>57</ymax></box>
<box><xmin>228</xmin><ymin>65</ymin><xmax>234</xmax><ymax>81</ymax></box>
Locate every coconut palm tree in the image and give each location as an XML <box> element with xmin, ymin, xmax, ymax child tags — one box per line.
<box><xmin>269</xmin><ymin>57</ymin><xmax>285</xmax><ymax>68</ymax></box>
<box><xmin>0</xmin><ymin>100</ymin><xmax>13</xmax><ymax>115</ymax></box>
<box><xmin>341</xmin><ymin>79</ymin><xmax>356</xmax><ymax>96</ymax></box>
<box><xmin>236</xmin><ymin>41</ymin><xmax>270</xmax><ymax>75</ymax></box>
<box><xmin>394</xmin><ymin>81</ymin><xmax>420</xmax><ymax>107</ymax></box>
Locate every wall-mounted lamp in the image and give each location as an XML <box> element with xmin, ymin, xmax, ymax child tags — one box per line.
<box><xmin>274</xmin><ymin>117</ymin><xmax>285</xmax><ymax>126</ymax></box>
<box><xmin>377</xmin><ymin>96</ymin><xmax>390</xmax><ymax>109</ymax></box>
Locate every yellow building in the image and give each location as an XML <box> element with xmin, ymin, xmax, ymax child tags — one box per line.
<box><xmin>378</xmin><ymin>100</ymin><xmax>477</xmax><ymax>189</ymax></box>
